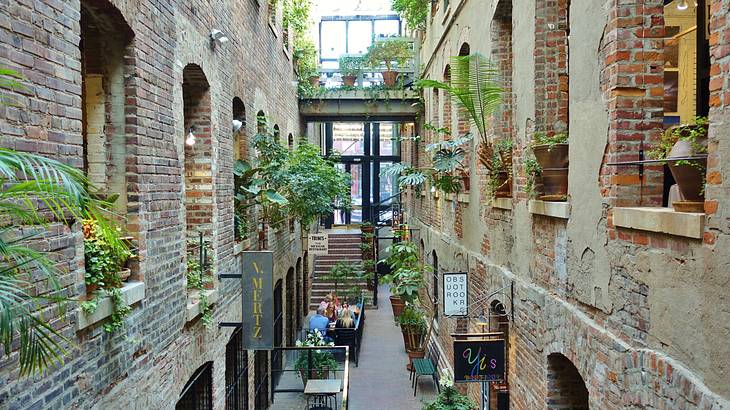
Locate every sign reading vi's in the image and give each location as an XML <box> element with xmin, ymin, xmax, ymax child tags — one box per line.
<box><xmin>308</xmin><ymin>233</ymin><xmax>329</xmax><ymax>255</ymax></box>
<box><xmin>242</xmin><ymin>251</ymin><xmax>274</xmax><ymax>350</ymax></box>
<box><xmin>453</xmin><ymin>339</ymin><xmax>505</xmax><ymax>383</ymax></box>
<box><xmin>443</xmin><ymin>272</ymin><xmax>468</xmax><ymax>316</ymax></box>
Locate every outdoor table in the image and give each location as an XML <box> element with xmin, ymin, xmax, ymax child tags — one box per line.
<box><xmin>304</xmin><ymin>379</ymin><xmax>341</xmax><ymax>409</ymax></box>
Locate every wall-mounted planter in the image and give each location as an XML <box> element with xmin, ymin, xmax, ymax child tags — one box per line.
<box><xmin>534</xmin><ymin>143</ymin><xmax>569</xmax><ymax>201</ymax></box>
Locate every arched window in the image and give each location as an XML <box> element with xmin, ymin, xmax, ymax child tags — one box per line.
<box><xmin>546</xmin><ymin>353</ymin><xmax>588</xmax><ymax>409</ymax></box>
<box><xmin>442</xmin><ymin>65</ymin><xmax>451</xmax><ymax>135</ymax></box>
<box><xmin>256</xmin><ymin>110</ymin><xmax>267</xmax><ymax>134</ymax></box>
<box><xmin>458</xmin><ymin>42</ymin><xmax>470</xmax><ymax>57</ymax></box>
<box><xmin>225</xmin><ymin>328</ymin><xmax>248</xmax><ymax>409</ymax></box>
<box><xmin>232</xmin><ymin>97</ymin><xmax>246</xmax><ymax>161</ymax></box>
<box><xmin>432</xmin><ymin>250</ymin><xmax>439</xmax><ymax>320</ymax></box>
<box><xmin>176</xmin><ymin>361</ymin><xmax>213</xmax><ymax>409</ymax></box>
<box><xmin>273</xmin><ymin>124</ymin><xmax>281</xmax><ymax>144</ymax></box>
<box><xmin>286</xmin><ymin>267</ymin><xmax>295</xmax><ymax>346</ymax></box>
<box><xmin>288</xmin><ymin>133</ymin><xmax>294</xmax><ymax>151</ymax></box>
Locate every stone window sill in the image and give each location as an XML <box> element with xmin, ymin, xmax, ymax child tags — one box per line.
<box><xmin>76</xmin><ymin>281</ymin><xmax>145</xmax><ymax>331</ymax></box>
<box><xmin>492</xmin><ymin>197</ymin><xmax>512</xmax><ymax>210</ymax></box>
<box><xmin>186</xmin><ymin>288</ymin><xmax>219</xmax><ymax>322</ymax></box>
<box><xmin>528</xmin><ymin>200</ymin><xmax>570</xmax><ymax>219</ymax></box>
<box><xmin>613</xmin><ymin>207</ymin><xmax>704</xmax><ymax>239</ymax></box>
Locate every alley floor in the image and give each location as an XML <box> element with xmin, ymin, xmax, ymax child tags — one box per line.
<box><xmin>271</xmin><ymin>285</ymin><xmax>436</xmax><ymax>409</ymax></box>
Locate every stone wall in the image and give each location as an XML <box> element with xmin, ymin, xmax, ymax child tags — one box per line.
<box><xmin>0</xmin><ymin>0</ymin><xmax>304</xmax><ymax>408</ymax></box>
<box><xmin>412</xmin><ymin>0</ymin><xmax>730</xmax><ymax>408</ymax></box>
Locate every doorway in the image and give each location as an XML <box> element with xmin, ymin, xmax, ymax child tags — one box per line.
<box><xmin>324</xmin><ymin>121</ymin><xmax>409</xmax><ymax>225</ymax></box>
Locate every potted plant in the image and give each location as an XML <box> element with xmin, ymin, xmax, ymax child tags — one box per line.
<box><xmin>424</xmin><ymin>371</ymin><xmax>478</xmax><ymax>410</ymax></box>
<box><xmin>359</xmin><ymin>241</ymin><xmax>374</xmax><ymax>259</ymax></box>
<box><xmin>294</xmin><ymin>331</ymin><xmax>338</xmax><ymax>385</ymax></box>
<box><xmin>360</xmin><ymin>221</ymin><xmax>374</xmax><ymax>234</ymax></box>
<box><xmin>381</xmin><ymin>240</ymin><xmax>423</xmax><ymax>319</ymax></box>
<box><xmin>648</xmin><ymin>116</ymin><xmax>708</xmax><ymax>212</ymax></box>
<box><xmin>486</xmin><ymin>139</ymin><xmax>513</xmax><ymax>199</ymax></box>
<box><xmin>365</xmin><ymin>38</ymin><xmax>411</xmax><ymax>87</ymax></box>
<box><xmin>361</xmin><ymin>259</ymin><xmax>376</xmax><ymax>290</ymax></box>
<box><xmin>326</xmin><ymin>261</ymin><xmax>357</xmax><ymax>297</ymax></box>
<box><xmin>338</xmin><ymin>55</ymin><xmax>365</xmax><ymax>87</ymax></box>
<box><xmin>530</xmin><ymin>132</ymin><xmax>568</xmax><ymax>201</ymax></box>
<box><xmin>398</xmin><ymin>304</ymin><xmax>427</xmax><ymax>352</ymax></box>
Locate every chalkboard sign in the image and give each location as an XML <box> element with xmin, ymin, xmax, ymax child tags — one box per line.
<box><xmin>453</xmin><ymin>339</ymin><xmax>505</xmax><ymax>383</ymax></box>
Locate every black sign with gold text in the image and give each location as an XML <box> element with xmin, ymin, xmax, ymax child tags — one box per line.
<box><xmin>453</xmin><ymin>339</ymin><xmax>505</xmax><ymax>383</ymax></box>
<box><xmin>241</xmin><ymin>251</ymin><xmax>274</xmax><ymax>349</ymax></box>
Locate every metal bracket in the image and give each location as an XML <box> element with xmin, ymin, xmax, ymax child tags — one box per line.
<box><xmin>218</xmin><ymin>274</ymin><xmax>242</xmax><ymax>280</ymax></box>
<box><xmin>218</xmin><ymin>322</ymin><xmax>241</xmax><ymax>328</ymax></box>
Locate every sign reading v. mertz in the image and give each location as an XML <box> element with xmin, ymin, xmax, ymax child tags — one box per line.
<box><xmin>308</xmin><ymin>233</ymin><xmax>329</xmax><ymax>255</ymax></box>
<box><xmin>242</xmin><ymin>251</ymin><xmax>274</xmax><ymax>350</ymax></box>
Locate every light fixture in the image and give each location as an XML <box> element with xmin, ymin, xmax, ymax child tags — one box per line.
<box><xmin>677</xmin><ymin>0</ymin><xmax>688</xmax><ymax>10</ymax></box>
<box><xmin>475</xmin><ymin>309</ymin><xmax>489</xmax><ymax>327</ymax></box>
<box><xmin>430</xmin><ymin>186</ymin><xmax>436</xmax><ymax>193</ymax></box>
<box><xmin>232</xmin><ymin>120</ymin><xmax>243</xmax><ymax>133</ymax></box>
<box><xmin>186</xmin><ymin>127</ymin><xmax>196</xmax><ymax>146</ymax></box>
<box><xmin>210</xmin><ymin>29</ymin><xmax>229</xmax><ymax>46</ymax></box>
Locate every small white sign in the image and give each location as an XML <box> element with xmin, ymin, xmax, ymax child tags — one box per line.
<box><xmin>443</xmin><ymin>272</ymin><xmax>468</xmax><ymax>316</ymax></box>
<box><xmin>308</xmin><ymin>234</ymin><xmax>329</xmax><ymax>255</ymax></box>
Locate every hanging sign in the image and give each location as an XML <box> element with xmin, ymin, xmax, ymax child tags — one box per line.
<box><xmin>443</xmin><ymin>272</ymin><xmax>468</xmax><ymax>316</ymax></box>
<box><xmin>307</xmin><ymin>233</ymin><xmax>329</xmax><ymax>255</ymax></box>
<box><xmin>453</xmin><ymin>339</ymin><xmax>505</xmax><ymax>383</ymax></box>
<box><xmin>242</xmin><ymin>251</ymin><xmax>274</xmax><ymax>350</ymax></box>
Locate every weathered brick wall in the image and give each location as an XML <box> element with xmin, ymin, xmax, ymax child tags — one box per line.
<box><xmin>412</xmin><ymin>0</ymin><xmax>730</xmax><ymax>407</ymax></box>
<box><xmin>0</xmin><ymin>0</ymin><xmax>304</xmax><ymax>408</ymax></box>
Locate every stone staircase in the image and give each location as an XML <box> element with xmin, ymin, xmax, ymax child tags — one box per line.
<box><xmin>308</xmin><ymin>232</ymin><xmax>369</xmax><ymax>311</ymax></box>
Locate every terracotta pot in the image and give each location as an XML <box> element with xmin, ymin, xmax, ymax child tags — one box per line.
<box><xmin>308</xmin><ymin>75</ymin><xmax>320</xmax><ymax>88</ymax></box>
<box><xmin>382</xmin><ymin>70</ymin><xmax>398</xmax><ymax>87</ymax></box>
<box><xmin>390</xmin><ymin>295</ymin><xmax>405</xmax><ymax>319</ymax></box>
<box><xmin>401</xmin><ymin>325</ymin><xmax>425</xmax><ymax>352</ymax></box>
<box><xmin>461</xmin><ymin>173</ymin><xmax>470</xmax><ymax>192</ymax></box>
<box><xmin>539</xmin><ymin>168</ymin><xmax>568</xmax><ymax>201</ymax></box>
<box><xmin>342</xmin><ymin>75</ymin><xmax>357</xmax><ymax>87</ymax></box>
<box><xmin>533</xmin><ymin>143</ymin><xmax>569</xmax><ymax>169</ymax></box>
<box><xmin>494</xmin><ymin>171</ymin><xmax>512</xmax><ymax>198</ymax></box>
<box><xmin>668</xmin><ymin>158</ymin><xmax>706</xmax><ymax>203</ymax></box>
<box><xmin>360</xmin><ymin>225</ymin><xmax>374</xmax><ymax>234</ymax></box>
<box><xmin>118</xmin><ymin>268</ymin><xmax>132</xmax><ymax>282</ymax></box>
<box><xmin>298</xmin><ymin>367</ymin><xmax>330</xmax><ymax>386</ymax></box>
<box><xmin>86</xmin><ymin>283</ymin><xmax>99</xmax><ymax>294</ymax></box>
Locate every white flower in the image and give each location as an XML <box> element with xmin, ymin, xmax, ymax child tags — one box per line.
<box><xmin>295</xmin><ymin>340</ymin><xmax>302</xmax><ymax>347</ymax></box>
<box><xmin>439</xmin><ymin>369</ymin><xmax>454</xmax><ymax>388</ymax></box>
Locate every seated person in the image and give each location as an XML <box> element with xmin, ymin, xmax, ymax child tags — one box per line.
<box><xmin>318</xmin><ymin>294</ymin><xmax>332</xmax><ymax>311</ymax></box>
<box><xmin>335</xmin><ymin>307</ymin><xmax>356</xmax><ymax>329</ymax></box>
<box><xmin>309</xmin><ymin>307</ymin><xmax>330</xmax><ymax>336</ymax></box>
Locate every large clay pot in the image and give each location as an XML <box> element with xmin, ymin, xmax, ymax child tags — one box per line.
<box><xmin>390</xmin><ymin>295</ymin><xmax>405</xmax><ymax>319</ymax></box>
<box><xmin>533</xmin><ymin>144</ymin><xmax>569</xmax><ymax>169</ymax></box>
<box><xmin>406</xmin><ymin>348</ymin><xmax>426</xmax><ymax>371</ymax></box>
<box><xmin>539</xmin><ymin>168</ymin><xmax>568</xmax><ymax>201</ymax></box>
<box><xmin>668</xmin><ymin>159</ymin><xmax>706</xmax><ymax>203</ymax></box>
<box><xmin>342</xmin><ymin>75</ymin><xmax>357</xmax><ymax>87</ymax></box>
<box><xmin>494</xmin><ymin>171</ymin><xmax>512</xmax><ymax>198</ymax></box>
<box><xmin>308</xmin><ymin>76</ymin><xmax>320</xmax><ymax>88</ymax></box>
<box><xmin>382</xmin><ymin>70</ymin><xmax>398</xmax><ymax>87</ymax></box>
<box><xmin>401</xmin><ymin>325</ymin><xmax>425</xmax><ymax>352</ymax></box>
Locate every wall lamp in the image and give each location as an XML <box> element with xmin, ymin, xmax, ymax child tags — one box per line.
<box><xmin>186</xmin><ymin>127</ymin><xmax>196</xmax><ymax>146</ymax></box>
<box><xmin>210</xmin><ymin>29</ymin><xmax>229</xmax><ymax>47</ymax></box>
<box><xmin>232</xmin><ymin>120</ymin><xmax>243</xmax><ymax>133</ymax></box>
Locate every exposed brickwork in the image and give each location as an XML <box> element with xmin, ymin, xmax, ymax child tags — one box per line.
<box><xmin>0</xmin><ymin>0</ymin><xmax>304</xmax><ymax>408</ymax></box>
<box><xmin>534</xmin><ymin>0</ymin><xmax>570</xmax><ymax>134</ymax></box>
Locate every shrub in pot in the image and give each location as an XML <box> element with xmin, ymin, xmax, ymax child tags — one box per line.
<box><xmin>648</xmin><ymin>116</ymin><xmax>708</xmax><ymax>212</ymax></box>
<box><xmin>398</xmin><ymin>304</ymin><xmax>427</xmax><ymax>352</ymax></box>
<box><xmin>338</xmin><ymin>55</ymin><xmax>365</xmax><ymax>87</ymax></box>
<box><xmin>485</xmin><ymin>139</ymin><xmax>513</xmax><ymax>199</ymax></box>
<box><xmin>528</xmin><ymin>132</ymin><xmax>568</xmax><ymax>201</ymax></box>
<box><xmin>381</xmin><ymin>241</ymin><xmax>424</xmax><ymax>319</ymax></box>
<box><xmin>326</xmin><ymin>261</ymin><xmax>358</xmax><ymax>297</ymax></box>
<box><xmin>294</xmin><ymin>331</ymin><xmax>338</xmax><ymax>385</ymax></box>
<box><xmin>424</xmin><ymin>371</ymin><xmax>478</xmax><ymax>410</ymax></box>
<box><xmin>365</xmin><ymin>38</ymin><xmax>411</xmax><ymax>87</ymax></box>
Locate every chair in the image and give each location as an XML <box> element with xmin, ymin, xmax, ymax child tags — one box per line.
<box><xmin>334</xmin><ymin>327</ymin><xmax>359</xmax><ymax>366</ymax></box>
<box><xmin>410</xmin><ymin>344</ymin><xmax>440</xmax><ymax>396</ymax></box>
<box><xmin>307</xmin><ymin>393</ymin><xmax>335</xmax><ymax>410</ymax></box>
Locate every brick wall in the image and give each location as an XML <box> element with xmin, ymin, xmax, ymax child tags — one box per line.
<box><xmin>0</xmin><ymin>0</ymin><xmax>303</xmax><ymax>408</ymax></box>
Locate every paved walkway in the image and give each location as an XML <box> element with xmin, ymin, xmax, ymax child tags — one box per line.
<box><xmin>271</xmin><ymin>285</ymin><xmax>436</xmax><ymax>409</ymax></box>
<box><xmin>347</xmin><ymin>285</ymin><xmax>436</xmax><ymax>410</ymax></box>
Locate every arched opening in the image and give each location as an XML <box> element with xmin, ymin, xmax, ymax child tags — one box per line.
<box><xmin>80</xmin><ymin>0</ymin><xmax>134</xmax><ymax>218</ymax></box>
<box><xmin>176</xmin><ymin>361</ymin><xmax>213</xmax><ymax>409</ymax></box>
<box><xmin>287</xmin><ymin>133</ymin><xmax>294</xmax><ymax>151</ymax></box>
<box><xmin>458</xmin><ymin>42</ymin><xmax>470</xmax><ymax>56</ymax></box>
<box><xmin>256</xmin><ymin>110</ymin><xmax>267</xmax><ymax>135</ymax></box>
<box><xmin>302</xmin><ymin>251</ymin><xmax>310</xmax><ymax>314</ymax></box>
<box><xmin>442</xmin><ymin>65</ymin><xmax>452</xmax><ymax>134</ymax></box>
<box><xmin>286</xmin><ymin>267</ymin><xmax>295</xmax><ymax>346</ymax></box>
<box><xmin>432</xmin><ymin>250</ymin><xmax>439</xmax><ymax>321</ymax></box>
<box><xmin>233</xmin><ymin>97</ymin><xmax>249</xmax><ymax>242</ymax></box>
<box><xmin>225</xmin><ymin>327</ymin><xmax>248</xmax><ymax>409</ymax></box>
<box><xmin>546</xmin><ymin>353</ymin><xmax>589</xmax><ymax>409</ymax></box>
<box><xmin>273</xmin><ymin>124</ymin><xmax>281</xmax><ymax>144</ymax></box>
<box><xmin>272</xmin><ymin>279</ymin><xmax>283</xmax><ymax>388</ymax></box>
<box><xmin>183</xmin><ymin>64</ymin><xmax>213</xmax><ymax>241</ymax></box>
<box><xmin>296</xmin><ymin>257</ymin><xmax>302</xmax><ymax>330</ymax></box>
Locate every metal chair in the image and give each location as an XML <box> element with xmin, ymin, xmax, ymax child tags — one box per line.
<box><xmin>410</xmin><ymin>344</ymin><xmax>440</xmax><ymax>396</ymax></box>
<box><xmin>334</xmin><ymin>327</ymin><xmax>359</xmax><ymax>366</ymax></box>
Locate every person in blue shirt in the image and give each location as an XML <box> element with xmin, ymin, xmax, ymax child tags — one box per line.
<box><xmin>309</xmin><ymin>307</ymin><xmax>330</xmax><ymax>336</ymax></box>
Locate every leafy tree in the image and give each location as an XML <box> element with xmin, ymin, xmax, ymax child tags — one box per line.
<box><xmin>391</xmin><ymin>0</ymin><xmax>429</xmax><ymax>31</ymax></box>
<box><xmin>284</xmin><ymin>142</ymin><xmax>350</xmax><ymax>228</ymax></box>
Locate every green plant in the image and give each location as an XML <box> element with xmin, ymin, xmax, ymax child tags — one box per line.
<box><xmin>0</xmin><ymin>67</ymin><xmax>126</xmax><ymax>377</ymax></box>
<box><xmin>103</xmin><ymin>287</ymin><xmax>131</xmax><ymax>333</ymax></box>
<box><xmin>485</xmin><ymin>139</ymin><xmax>513</xmax><ymax>199</ymax></box>
<box><xmin>294</xmin><ymin>331</ymin><xmax>338</xmax><ymax>379</ymax></box>
<box><xmin>523</xmin><ymin>156</ymin><xmax>541</xmax><ymax>198</ymax></box>
<box><xmin>648</xmin><ymin>116</ymin><xmax>708</xmax><ymax>160</ymax></box>
<box><xmin>339</xmin><ymin>55</ymin><xmax>366</xmax><ymax>77</ymax></box>
<box><xmin>83</xmin><ymin>219</ymin><xmax>132</xmax><ymax>290</ymax></box>
<box><xmin>326</xmin><ymin>262</ymin><xmax>358</xmax><ymax>296</ymax></box>
<box><xmin>391</xmin><ymin>0</ymin><xmax>429</xmax><ymax>30</ymax></box>
<box><xmin>424</xmin><ymin>371</ymin><xmax>478</xmax><ymax>410</ymax></box>
<box><xmin>418</xmin><ymin>53</ymin><xmax>502</xmax><ymax>169</ymax></box>
<box><xmin>186</xmin><ymin>250</ymin><xmax>213</xmax><ymax>327</ymax></box>
<box><xmin>532</xmin><ymin>131</ymin><xmax>568</xmax><ymax>148</ymax></box>
<box><xmin>283</xmin><ymin>0</ymin><xmax>311</xmax><ymax>39</ymax></box>
<box><xmin>398</xmin><ymin>303</ymin><xmax>427</xmax><ymax>331</ymax></box>
<box><xmin>284</xmin><ymin>142</ymin><xmax>351</xmax><ymax>228</ymax></box>
<box><xmin>361</xmin><ymin>259</ymin><xmax>375</xmax><ymax>271</ymax></box>
<box><xmin>359</xmin><ymin>242</ymin><xmax>373</xmax><ymax>252</ymax></box>
<box><xmin>365</xmin><ymin>38</ymin><xmax>412</xmax><ymax>71</ymax></box>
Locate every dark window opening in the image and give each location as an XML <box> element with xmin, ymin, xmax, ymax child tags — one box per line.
<box><xmin>176</xmin><ymin>362</ymin><xmax>213</xmax><ymax>410</ymax></box>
